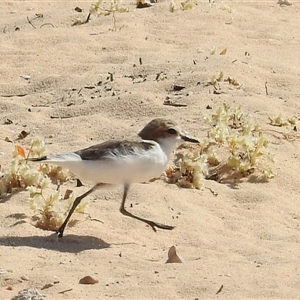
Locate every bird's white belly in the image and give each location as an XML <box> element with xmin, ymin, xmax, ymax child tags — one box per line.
<box><xmin>47</xmin><ymin>147</ymin><xmax>168</xmax><ymax>184</ymax></box>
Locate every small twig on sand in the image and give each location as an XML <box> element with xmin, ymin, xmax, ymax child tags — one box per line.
<box><xmin>58</xmin><ymin>288</ymin><xmax>73</xmax><ymax>294</ymax></box>
<box><xmin>216</xmin><ymin>284</ymin><xmax>224</xmax><ymax>295</ymax></box>
<box><xmin>108</xmin><ymin>72</ymin><xmax>114</xmax><ymax>82</ymax></box>
<box><xmin>112</xmin><ymin>11</ymin><xmax>117</xmax><ymax>31</ymax></box>
<box><xmin>27</xmin><ymin>16</ymin><xmax>36</xmax><ymax>29</ymax></box>
<box><xmin>265</xmin><ymin>81</ymin><xmax>269</xmax><ymax>95</ymax></box>
<box><xmin>1</xmin><ymin>93</ymin><xmax>28</xmax><ymax>98</ymax></box>
<box><xmin>40</xmin><ymin>23</ymin><xmax>55</xmax><ymax>28</ymax></box>
<box><xmin>85</xmin><ymin>12</ymin><xmax>91</xmax><ymax>23</ymax></box>
<box><xmin>163</xmin><ymin>100</ymin><xmax>187</xmax><ymax>107</ymax></box>
<box><xmin>50</xmin><ymin>115</ymin><xmax>73</xmax><ymax>119</ymax></box>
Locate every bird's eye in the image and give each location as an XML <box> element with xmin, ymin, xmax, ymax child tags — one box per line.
<box><xmin>167</xmin><ymin>128</ymin><xmax>177</xmax><ymax>135</ymax></box>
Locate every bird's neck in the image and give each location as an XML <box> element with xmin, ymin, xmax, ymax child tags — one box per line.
<box><xmin>157</xmin><ymin>138</ymin><xmax>178</xmax><ymax>159</ymax></box>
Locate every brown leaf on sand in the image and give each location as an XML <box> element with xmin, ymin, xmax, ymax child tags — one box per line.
<box><xmin>220</xmin><ymin>48</ymin><xmax>227</xmax><ymax>55</ymax></box>
<box><xmin>16</xmin><ymin>145</ymin><xmax>26</xmax><ymax>158</ymax></box>
<box><xmin>166</xmin><ymin>246</ymin><xmax>183</xmax><ymax>263</ymax></box>
<box><xmin>63</xmin><ymin>189</ymin><xmax>73</xmax><ymax>200</ymax></box>
<box><xmin>79</xmin><ymin>276</ymin><xmax>99</xmax><ymax>285</ymax></box>
<box><xmin>16</xmin><ymin>130</ymin><xmax>30</xmax><ymax>140</ymax></box>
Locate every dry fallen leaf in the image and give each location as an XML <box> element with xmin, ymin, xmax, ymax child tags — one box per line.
<box><xmin>63</xmin><ymin>189</ymin><xmax>73</xmax><ymax>200</ymax></box>
<box><xmin>17</xmin><ymin>130</ymin><xmax>30</xmax><ymax>140</ymax></box>
<box><xmin>79</xmin><ymin>276</ymin><xmax>99</xmax><ymax>284</ymax></box>
<box><xmin>166</xmin><ymin>246</ymin><xmax>183</xmax><ymax>263</ymax></box>
<box><xmin>16</xmin><ymin>145</ymin><xmax>26</xmax><ymax>158</ymax></box>
<box><xmin>74</xmin><ymin>7</ymin><xmax>83</xmax><ymax>12</ymax></box>
<box><xmin>220</xmin><ymin>48</ymin><xmax>227</xmax><ymax>55</ymax></box>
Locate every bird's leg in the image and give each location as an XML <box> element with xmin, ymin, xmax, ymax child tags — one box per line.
<box><xmin>57</xmin><ymin>183</ymin><xmax>102</xmax><ymax>238</ymax></box>
<box><xmin>119</xmin><ymin>184</ymin><xmax>174</xmax><ymax>232</ymax></box>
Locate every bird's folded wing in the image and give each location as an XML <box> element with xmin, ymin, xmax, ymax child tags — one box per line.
<box><xmin>75</xmin><ymin>139</ymin><xmax>156</xmax><ymax>161</ymax></box>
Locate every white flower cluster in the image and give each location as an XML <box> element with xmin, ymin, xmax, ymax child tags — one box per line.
<box><xmin>206</xmin><ymin>104</ymin><xmax>275</xmax><ymax>178</ymax></box>
<box><xmin>0</xmin><ymin>137</ymin><xmax>87</xmax><ymax>231</ymax></box>
<box><xmin>166</xmin><ymin>148</ymin><xmax>209</xmax><ymax>189</ymax></box>
<box><xmin>90</xmin><ymin>0</ymin><xmax>129</xmax><ymax>16</ymax></box>
<box><xmin>0</xmin><ymin>137</ymin><xmax>46</xmax><ymax>195</ymax></box>
<box><xmin>166</xmin><ymin>103</ymin><xmax>276</xmax><ymax>189</ymax></box>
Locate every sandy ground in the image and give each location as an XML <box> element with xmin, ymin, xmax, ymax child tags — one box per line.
<box><xmin>1</xmin><ymin>0</ymin><xmax>300</xmax><ymax>299</ymax></box>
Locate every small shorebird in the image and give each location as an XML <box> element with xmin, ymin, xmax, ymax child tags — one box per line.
<box><xmin>30</xmin><ymin>118</ymin><xmax>199</xmax><ymax>237</ymax></box>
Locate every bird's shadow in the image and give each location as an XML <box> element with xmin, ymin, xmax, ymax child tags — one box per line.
<box><xmin>0</xmin><ymin>233</ymin><xmax>110</xmax><ymax>253</ymax></box>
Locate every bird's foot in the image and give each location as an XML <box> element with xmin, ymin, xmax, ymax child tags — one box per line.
<box><xmin>55</xmin><ymin>227</ymin><xmax>65</xmax><ymax>238</ymax></box>
<box><xmin>148</xmin><ymin>221</ymin><xmax>175</xmax><ymax>232</ymax></box>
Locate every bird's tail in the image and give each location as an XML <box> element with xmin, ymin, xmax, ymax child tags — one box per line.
<box><xmin>28</xmin><ymin>156</ymin><xmax>48</xmax><ymax>162</ymax></box>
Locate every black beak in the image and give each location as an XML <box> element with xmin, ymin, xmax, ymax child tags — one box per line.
<box><xmin>180</xmin><ymin>135</ymin><xmax>199</xmax><ymax>143</ymax></box>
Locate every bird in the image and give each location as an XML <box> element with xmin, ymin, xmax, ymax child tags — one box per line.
<box><xmin>30</xmin><ymin>118</ymin><xmax>199</xmax><ymax>237</ymax></box>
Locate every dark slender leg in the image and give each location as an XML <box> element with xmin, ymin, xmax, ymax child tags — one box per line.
<box><xmin>57</xmin><ymin>184</ymin><xmax>101</xmax><ymax>237</ymax></box>
<box><xmin>119</xmin><ymin>184</ymin><xmax>174</xmax><ymax>232</ymax></box>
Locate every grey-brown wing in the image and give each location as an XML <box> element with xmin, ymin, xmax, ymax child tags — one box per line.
<box><xmin>75</xmin><ymin>139</ymin><xmax>156</xmax><ymax>161</ymax></box>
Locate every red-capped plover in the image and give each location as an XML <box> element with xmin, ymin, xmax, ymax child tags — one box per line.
<box><xmin>31</xmin><ymin>118</ymin><xmax>199</xmax><ymax>237</ymax></box>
